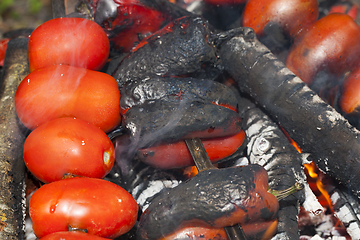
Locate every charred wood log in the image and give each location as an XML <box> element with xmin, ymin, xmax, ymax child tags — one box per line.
<box><xmin>236</xmin><ymin>96</ymin><xmax>306</xmax><ymax>240</ymax></box>
<box><xmin>329</xmin><ymin>184</ymin><xmax>360</xmax><ymax>238</ymax></box>
<box><xmin>0</xmin><ymin>38</ymin><xmax>29</xmax><ymax>239</ymax></box>
<box><xmin>218</xmin><ymin>27</ymin><xmax>360</xmax><ymax>201</ymax></box>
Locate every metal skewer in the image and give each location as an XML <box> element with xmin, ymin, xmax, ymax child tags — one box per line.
<box><xmin>184</xmin><ymin>138</ymin><xmax>248</xmax><ymax>240</ymax></box>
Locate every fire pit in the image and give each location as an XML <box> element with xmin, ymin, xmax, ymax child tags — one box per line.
<box><xmin>2</xmin><ymin>0</ymin><xmax>360</xmax><ymax>239</ymax></box>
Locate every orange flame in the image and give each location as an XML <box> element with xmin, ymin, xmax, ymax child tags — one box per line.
<box><xmin>183</xmin><ymin>165</ymin><xmax>199</xmax><ymax>178</ymax></box>
<box><xmin>304</xmin><ymin>162</ymin><xmax>333</xmax><ymax>211</ymax></box>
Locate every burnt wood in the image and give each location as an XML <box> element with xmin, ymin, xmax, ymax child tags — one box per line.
<box><xmin>219</xmin><ymin>28</ymin><xmax>360</xmax><ymax>201</ymax></box>
<box><xmin>0</xmin><ymin>38</ymin><xmax>30</xmax><ymax>239</ymax></box>
<box><xmin>237</xmin><ymin>96</ymin><xmax>305</xmax><ymax>239</ymax></box>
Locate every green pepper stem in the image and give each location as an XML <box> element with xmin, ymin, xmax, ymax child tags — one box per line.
<box><xmin>268</xmin><ymin>182</ymin><xmax>304</xmax><ymax>201</ymax></box>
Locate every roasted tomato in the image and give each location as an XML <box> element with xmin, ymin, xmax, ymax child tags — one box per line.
<box><xmin>286</xmin><ymin>13</ymin><xmax>360</xmax><ymax>86</ymax></box>
<box><xmin>0</xmin><ymin>38</ymin><xmax>10</xmax><ymax>67</ymax></box>
<box><xmin>204</xmin><ymin>0</ymin><xmax>247</xmax><ymax>5</ymax></box>
<box><xmin>159</xmin><ymin>220</ymin><xmax>278</xmax><ymax>240</ymax></box>
<box><xmin>39</xmin><ymin>231</ymin><xmax>110</xmax><ymax>240</ymax></box>
<box><xmin>91</xmin><ymin>0</ymin><xmax>170</xmax><ymax>52</ymax></box>
<box><xmin>24</xmin><ymin>117</ymin><xmax>115</xmax><ymax>183</ymax></box>
<box><xmin>242</xmin><ymin>0</ymin><xmax>319</xmax><ymax>40</ymax></box>
<box><xmin>28</xmin><ymin>17</ymin><xmax>110</xmax><ymax>72</ymax></box>
<box><xmin>138</xmin><ymin>130</ymin><xmax>246</xmax><ymax>169</ymax></box>
<box><xmin>339</xmin><ymin>67</ymin><xmax>360</xmax><ymax>116</ymax></box>
<box><xmin>328</xmin><ymin>1</ymin><xmax>359</xmax><ymax>20</ymax></box>
<box><xmin>15</xmin><ymin>65</ymin><xmax>121</xmax><ymax>132</ymax></box>
<box><xmin>30</xmin><ymin>177</ymin><xmax>138</xmax><ymax>239</ymax></box>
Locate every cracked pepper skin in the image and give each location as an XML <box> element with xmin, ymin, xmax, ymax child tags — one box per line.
<box><xmin>137</xmin><ymin>164</ymin><xmax>279</xmax><ymax>240</ymax></box>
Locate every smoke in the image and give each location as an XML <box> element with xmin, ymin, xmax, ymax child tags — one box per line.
<box><xmin>114</xmin><ymin>98</ymin><xmax>190</xmax><ymax>176</ymax></box>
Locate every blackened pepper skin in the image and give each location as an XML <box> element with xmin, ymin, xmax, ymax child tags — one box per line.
<box><xmin>137</xmin><ymin>164</ymin><xmax>279</xmax><ymax>240</ymax></box>
<box><xmin>120</xmin><ymin>77</ymin><xmax>239</xmax><ymax>112</ymax></box>
<box><xmin>123</xmin><ymin>100</ymin><xmax>242</xmax><ymax>148</ymax></box>
<box><xmin>112</xmin><ymin>16</ymin><xmax>220</xmax><ymax>89</ymax></box>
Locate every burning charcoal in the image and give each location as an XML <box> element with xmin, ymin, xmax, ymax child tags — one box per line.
<box><xmin>329</xmin><ymin>185</ymin><xmax>360</xmax><ymax>239</ymax></box>
<box><xmin>232</xmin><ymin>95</ymin><xmax>308</xmax><ymax>239</ymax></box>
<box><xmin>112</xmin><ymin>16</ymin><xmax>220</xmax><ymax>89</ymax></box>
<box><xmin>0</xmin><ymin>38</ymin><xmax>29</xmax><ymax>239</ymax></box>
<box><xmin>218</xmin><ymin>27</ymin><xmax>360</xmax><ymax>202</ymax></box>
<box><xmin>137</xmin><ymin>164</ymin><xmax>279</xmax><ymax>240</ymax></box>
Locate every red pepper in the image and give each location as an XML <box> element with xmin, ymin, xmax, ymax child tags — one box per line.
<box><xmin>138</xmin><ymin>130</ymin><xmax>246</xmax><ymax>169</ymax></box>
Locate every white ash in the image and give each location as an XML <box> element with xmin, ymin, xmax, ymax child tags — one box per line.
<box><xmin>303</xmin><ymin>183</ymin><xmax>325</xmax><ymax>216</ymax></box>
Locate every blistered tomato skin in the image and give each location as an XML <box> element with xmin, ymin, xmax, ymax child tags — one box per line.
<box><xmin>286</xmin><ymin>13</ymin><xmax>360</xmax><ymax>86</ymax></box>
<box><xmin>242</xmin><ymin>0</ymin><xmax>319</xmax><ymax>39</ymax></box>
<box><xmin>14</xmin><ymin>65</ymin><xmax>121</xmax><ymax>132</ymax></box>
<box><xmin>24</xmin><ymin>117</ymin><xmax>115</xmax><ymax>183</ymax></box>
<box><xmin>30</xmin><ymin>177</ymin><xmax>139</xmax><ymax>239</ymax></box>
<box><xmin>28</xmin><ymin>17</ymin><xmax>110</xmax><ymax>72</ymax></box>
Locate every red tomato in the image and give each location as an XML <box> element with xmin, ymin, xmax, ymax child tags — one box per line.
<box><xmin>339</xmin><ymin>66</ymin><xmax>360</xmax><ymax>114</ymax></box>
<box><xmin>30</xmin><ymin>177</ymin><xmax>138</xmax><ymax>239</ymax></box>
<box><xmin>286</xmin><ymin>13</ymin><xmax>360</xmax><ymax>86</ymax></box>
<box><xmin>39</xmin><ymin>231</ymin><xmax>109</xmax><ymax>240</ymax></box>
<box><xmin>0</xmin><ymin>38</ymin><xmax>9</xmax><ymax>67</ymax></box>
<box><xmin>15</xmin><ymin>65</ymin><xmax>121</xmax><ymax>132</ymax></box>
<box><xmin>24</xmin><ymin>117</ymin><xmax>115</xmax><ymax>183</ymax></box>
<box><xmin>28</xmin><ymin>17</ymin><xmax>110</xmax><ymax>72</ymax></box>
<box><xmin>204</xmin><ymin>0</ymin><xmax>247</xmax><ymax>5</ymax></box>
<box><xmin>138</xmin><ymin>130</ymin><xmax>246</xmax><ymax>169</ymax></box>
<box><xmin>242</xmin><ymin>0</ymin><xmax>319</xmax><ymax>39</ymax></box>
<box><xmin>328</xmin><ymin>2</ymin><xmax>359</xmax><ymax>21</ymax></box>
<box><xmin>98</xmin><ymin>1</ymin><xmax>169</xmax><ymax>52</ymax></box>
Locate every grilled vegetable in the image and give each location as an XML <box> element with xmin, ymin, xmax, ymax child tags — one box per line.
<box><xmin>138</xmin><ymin>130</ymin><xmax>246</xmax><ymax>169</ymax></box>
<box><xmin>137</xmin><ymin>164</ymin><xmax>279</xmax><ymax>240</ymax></box>
<box><xmin>89</xmin><ymin>0</ymin><xmax>171</xmax><ymax>53</ymax></box>
<box><xmin>15</xmin><ymin>65</ymin><xmax>121</xmax><ymax>132</ymax></box>
<box><xmin>28</xmin><ymin>17</ymin><xmax>110</xmax><ymax>72</ymax></box>
<box><xmin>30</xmin><ymin>177</ymin><xmax>138</xmax><ymax>239</ymax></box>
<box><xmin>39</xmin><ymin>231</ymin><xmax>110</xmax><ymax>240</ymax></box>
<box><xmin>119</xmin><ymin>76</ymin><xmax>242</xmax><ymax>147</ymax></box>
<box><xmin>112</xmin><ymin>15</ymin><xmax>220</xmax><ymax>89</ymax></box>
<box><xmin>24</xmin><ymin>117</ymin><xmax>115</xmax><ymax>183</ymax></box>
<box><xmin>286</xmin><ymin>13</ymin><xmax>360</xmax><ymax>86</ymax></box>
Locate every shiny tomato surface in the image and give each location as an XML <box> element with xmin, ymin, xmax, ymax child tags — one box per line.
<box><xmin>286</xmin><ymin>13</ymin><xmax>360</xmax><ymax>86</ymax></box>
<box><xmin>30</xmin><ymin>177</ymin><xmax>138</xmax><ymax>239</ymax></box>
<box><xmin>242</xmin><ymin>0</ymin><xmax>319</xmax><ymax>39</ymax></box>
<box><xmin>339</xmin><ymin>66</ymin><xmax>360</xmax><ymax>114</ymax></box>
<box><xmin>138</xmin><ymin>130</ymin><xmax>246</xmax><ymax>169</ymax></box>
<box><xmin>24</xmin><ymin>117</ymin><xmax>115</xmax><ymax>183</ymax></box>
<box><xmin>28</xmin><ymin>17</ymin><xmax>110</xmax><ymax>71</ymax></box>
<box><xmin>0</xmin><ymin>38</ymin><xmax>9</xmax><ymax>67</ymax></box>
<box><xmin>15</xmin><ymin>65</ymin><xmax>121</xmax><ymax>132</ymax></box>
<box><xmin>39</xmin><ymin>231</ymin><xmax>110</xmax><ymax>240</ymax></box>
<box><xmin>92</xmin><ymin>0</ymin><xmax>169</xmax><ymax>52</ymax></box>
